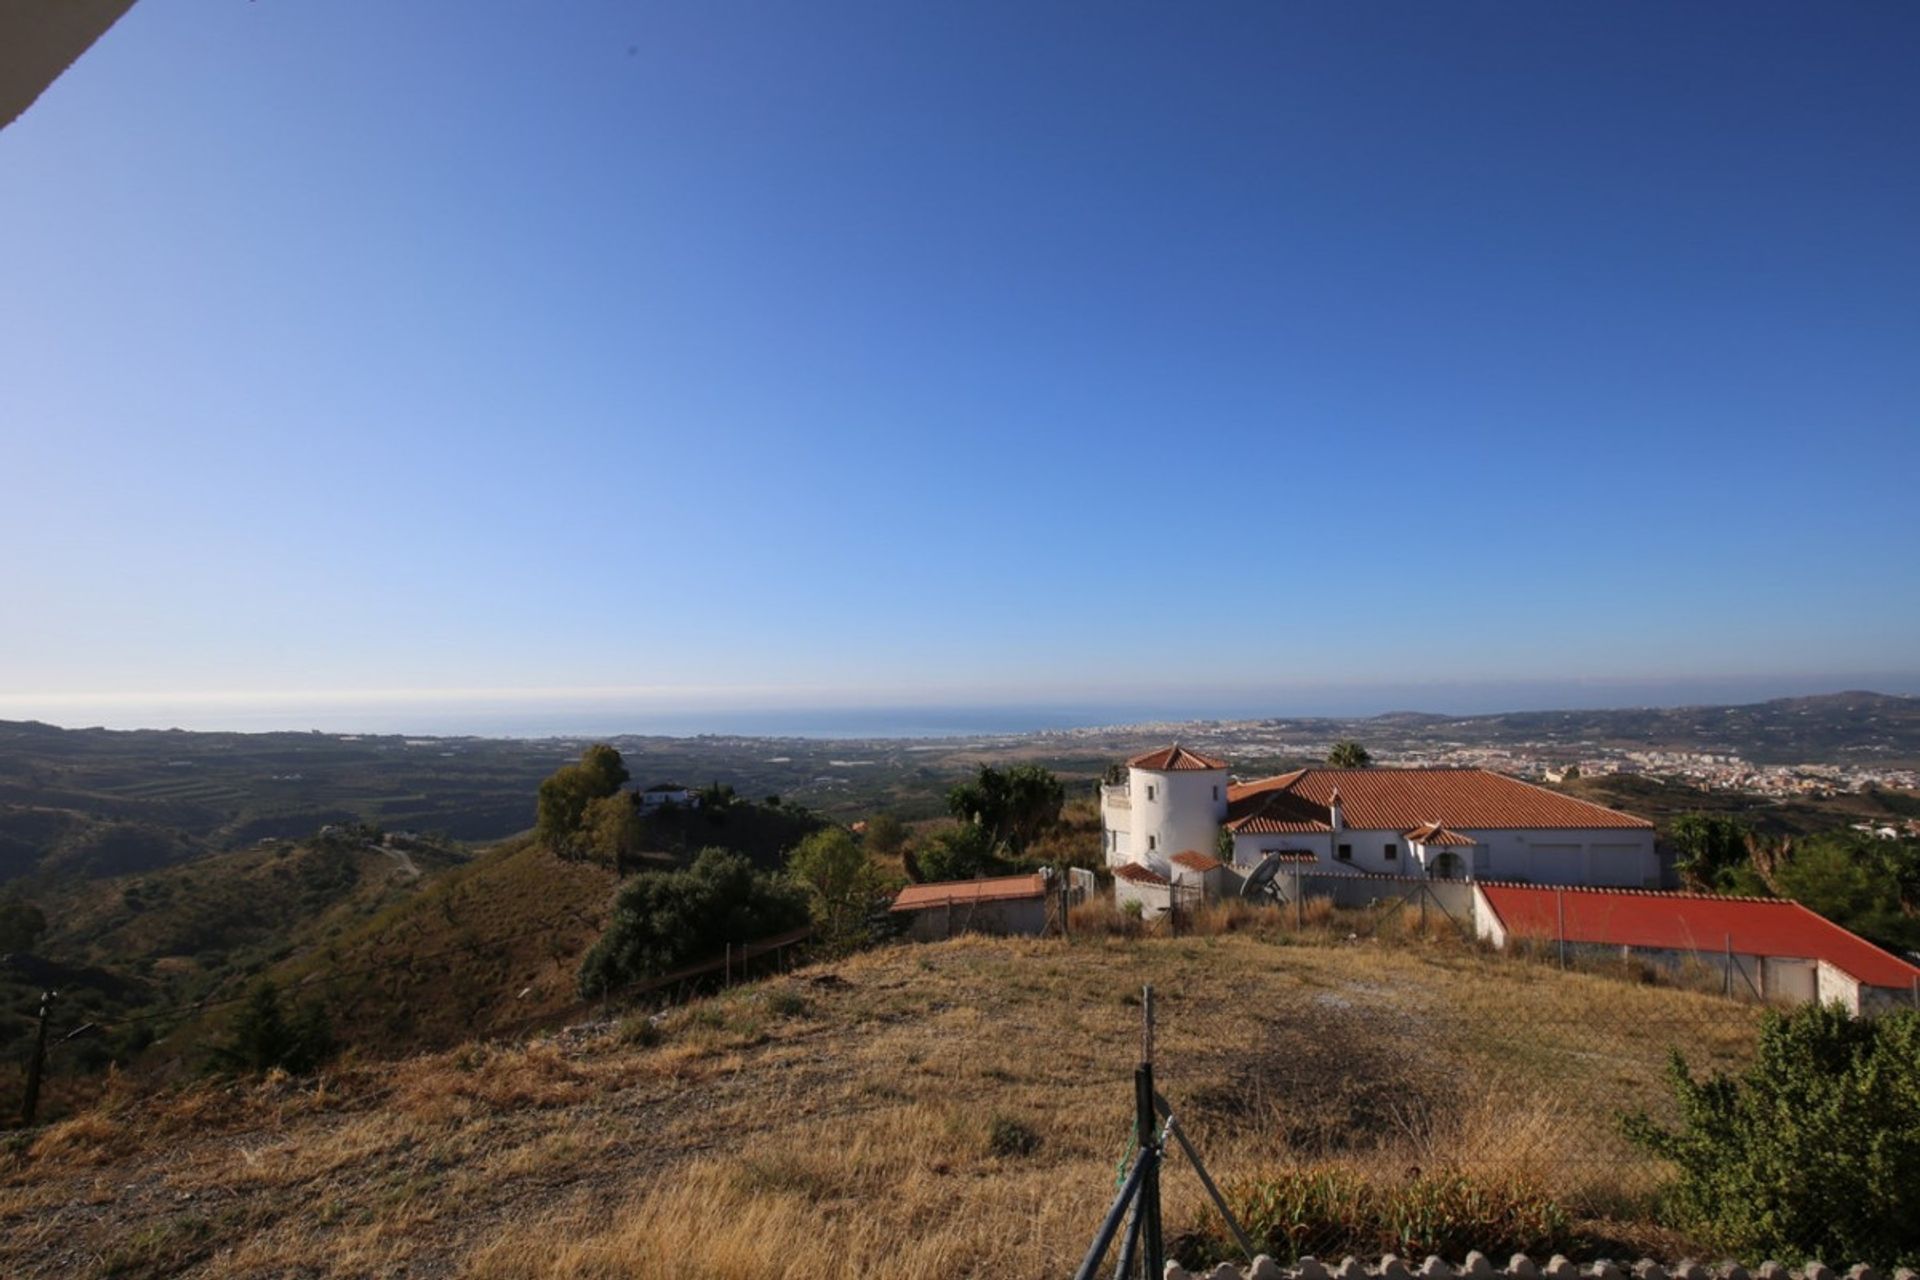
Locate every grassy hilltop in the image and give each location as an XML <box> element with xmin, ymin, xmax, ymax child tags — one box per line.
<box><xmin>1</xmin><ymin>926</ymin><xmax>1759</xmax><ymax>1279</ymax></box>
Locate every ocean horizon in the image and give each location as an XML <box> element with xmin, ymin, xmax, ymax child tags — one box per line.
<box><xmin>5</xmin><ymin>674</ymin><xmax>1917</xmax><ymax>740</ymax></box>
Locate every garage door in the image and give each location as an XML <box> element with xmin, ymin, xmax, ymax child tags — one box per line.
<box><xmin>1589</xmin><ymin>844</ymin><xmax>1645</xmax><ymax>886</ymax></box>
<box><xmin>1766</xmin><ymin>958</ymin><xmax>1817</xmax><ymax>1004</ymax></box>
<box><xmin>1530</xmin><ymin>844</ymin><xmax>1583</xmax><ymax>885</ymax></box>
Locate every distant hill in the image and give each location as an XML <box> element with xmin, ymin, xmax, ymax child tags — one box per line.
<box><xmin>1254</xmin><ymin>691</ymin><xmax>1920</xmax><ymax>765</ymax></box>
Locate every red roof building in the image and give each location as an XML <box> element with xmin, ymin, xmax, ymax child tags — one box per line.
<box><xmin>1227</xmin><ymin>768</ymin><xmax>1651</xmax><ymax>832</ymax></box>
<box><xmin>1475</xmin><ymin>882</ymin><xmax>1920</xmax><ymax>1013</ymax></box>
<box><xmin>1127</xmin><ymin>744</ymin><xmax>1230</xmax><ymax>772</ymax></box>
<box><xmin>890</xmin><ymin>873</ymin><xmax>1050</xmax><ymax>942</ymax></box>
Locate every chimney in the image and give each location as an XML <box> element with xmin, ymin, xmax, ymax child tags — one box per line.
<box><xmin>1328</xmin><ymin>787</ymin><xmax>1344</xmax><ymax>831</ymax></box>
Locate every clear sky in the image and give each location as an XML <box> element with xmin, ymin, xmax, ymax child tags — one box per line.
<box><xmin>3</xmin><ymin>2</ymin><xmax>1917</xmax><ymax>732</ymax></box>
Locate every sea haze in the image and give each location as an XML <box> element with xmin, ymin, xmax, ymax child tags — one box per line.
<box><xmin>6</xmin><ymin>673</ymin><xmax>1920</xmax><ymax>737</ymax></box>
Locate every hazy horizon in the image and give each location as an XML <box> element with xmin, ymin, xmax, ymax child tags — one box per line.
<box><xmin>4</xmin><ymin>672</ymin><xmax>1915</xmax><ymax>739</ymax></box>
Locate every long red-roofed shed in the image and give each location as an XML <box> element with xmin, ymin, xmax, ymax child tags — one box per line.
<box><xmin>1475</xmin><ymin>882</ymin><xmax>1920</xmax><ymax>1013</ymax></box>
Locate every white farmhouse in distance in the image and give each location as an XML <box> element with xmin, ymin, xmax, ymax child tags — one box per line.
<box><xmin>1100</xmin><ymin>744</ymin><xmax>1659</xmax><ymax>888</ymax></box>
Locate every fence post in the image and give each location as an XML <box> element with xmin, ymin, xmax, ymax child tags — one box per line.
<box><xmin>19</xmin><ymin>989</ymin><xmax>55</xmax><ymax>1128</ymax></box>
<box><xmin>1135</xmin><ymin>984</ymin><xmax>1163</xmax><ymax>1278</ymax></box>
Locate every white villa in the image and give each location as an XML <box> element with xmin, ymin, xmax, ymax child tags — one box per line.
<box><xmin>1101</xmin><ymin>744</ymin><xmax>1660</xmax><ymax>888</ymax></box>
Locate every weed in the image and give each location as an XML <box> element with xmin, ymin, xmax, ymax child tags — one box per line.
<box><xmin>986</xmin><ymin>1114</ymin><xmax>1041</xmax><ymax>1158</ymax></box>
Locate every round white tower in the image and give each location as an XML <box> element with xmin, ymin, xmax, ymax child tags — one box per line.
<box><xmin>1126</xmin><ymin>743</ymin><xmax>1230</xmax><ymax>872</ymax></box>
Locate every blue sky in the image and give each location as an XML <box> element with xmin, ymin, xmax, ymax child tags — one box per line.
<box><xmin>3</xmin><ymin>2</ymin><xmax>1917</xmax><ymax>731</ymax></box>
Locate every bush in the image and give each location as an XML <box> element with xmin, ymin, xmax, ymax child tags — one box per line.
<box><xmin>786</xmin><ymin>828</ymin><xmax>890</xmax><ymax>954</ymax></box>
<box><xmin>210</xmin><ymin>982</ymin><xmax>333</xmax><ymax>1076</ymax></box>
<box><xmin>577</xmin><ymin>849</ymin><xmax>809</xmax><ymax>997</ymax></box>
<box><xmin>1180</xmin><ymin>1166</ymin><xmax>1567</xmax><ymax>1265</ymax></box>
<box><xmin>1623</xmin><ymin>1003</ymin><xmax>1920</xmax><ymax>1266</ymax></box>
<box><xmin>911</xmin><ymin>823</ymin><xmax>1001</xmax><ymax>883</ymax></box>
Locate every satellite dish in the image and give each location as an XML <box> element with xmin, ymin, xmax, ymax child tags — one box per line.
<box><xmin>1241</xmin><ymin>854</ymin><xmax>1288</xmax><ymax>899</ymax></box>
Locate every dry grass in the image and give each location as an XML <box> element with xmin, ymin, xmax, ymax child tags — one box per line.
<box><xmin>0</xmin><ymin>931</ymin><xmax>1762</xmax><ymax>1278</ymax></box>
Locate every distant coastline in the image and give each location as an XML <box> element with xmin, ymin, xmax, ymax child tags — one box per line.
<box><xmin>4</xmin><ymin>676</ymin><xmax>1918</xmax><ymax>739</ymax></box>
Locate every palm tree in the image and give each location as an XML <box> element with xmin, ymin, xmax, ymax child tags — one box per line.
<box><xmin>1327</xmin><ymin>740</ymin><xmax>1372</xmax><ymax>768</ymax></box>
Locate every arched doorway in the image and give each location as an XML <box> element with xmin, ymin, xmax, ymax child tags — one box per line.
<box><xmin>1429</xmin><ymin>851</ymin><xmax>1464</xmax><ymax>880</ymax></box>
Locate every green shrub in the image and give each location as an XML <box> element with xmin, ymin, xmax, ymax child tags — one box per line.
<box><xmin>209</xmin><ymin>982</ymin><xmax>333</xmax><ymax>1076</ymax></box>
<box><xmin>1180</xmin><ymin>1167</ymin><xmax>1568</xmax><ymax>1265</ymax></box>
<box><xmin>578</xmin><ymin>848</ymin><xmax>809</xmax><ymax>996</ymax></box>
<box><xmin>1623</xmin><ymin>1003</ymin><xmax>1920</xmax><ymax>1266</ymax></box>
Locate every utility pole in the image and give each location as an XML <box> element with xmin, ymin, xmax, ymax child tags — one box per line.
<box><xmin>19</xmin><ymin>989</ymin><xmax>55</xmax><ymax>1129</ymax></box>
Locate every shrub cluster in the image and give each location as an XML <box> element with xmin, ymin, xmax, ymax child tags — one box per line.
<box><xmin>577</xmin><ymin>849</ymin><xmax>809</xmax><ymax>997</ymax></box>
<box><xmin>1181</xmin><ymin>1167</ymin><xmax>1569</xmax><ymax>1266</ymax></box>
<box><xmin>1623</xmin><ymin>1003</ymin><xmax>1920</xmax><ymax>1267</ymax></box>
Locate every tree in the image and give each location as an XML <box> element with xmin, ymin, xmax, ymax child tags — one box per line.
<box><xmin>211</xmin><ymin>982</ymin><xmax>334</xmax><ymax>1075</ymax></box>
<box><xmin>1327</xmin><ymin>741</ymin><xmax>1372</xmax><ymax>768</ymax></box>
<box><xmin>864</xmin><ymin>814</ymin><xmax>909</xmax><ymax>857</ymax></box>
<box><xmin>536</xmin><ymin>744</ymin><xmax>631</xmax><ymax>855</ymax></box>
<box><xmin>913</xmin><ymin>823</ymin><xmax>999</xmax><ymax>883</ymax></box>
<box><xmin>1623</xmin><ymin>1004</ymin><xmax>1920</xmax><ymax>1266</ymax></box>
<box><xmin>1668</xmin><ymin>813</ymin><xmax>1754</xmax><ymax>892</ymax></box>
<box><xmin>0</xmin><ymin>895</ymin><xmax>47</xmax><ymax>953</ymax></box>
<box><xmin>787</xmin><ymin>828</ymin><xmax>890</xmax><ymax>952</ymax></box>
<box><xmin>577</xmin><ymin>743</ymin><xmax>631</xmax><ymax>794</ymax></box>
<box><xmin>578</xmin><ymin>848</ymin><xmax>809</xmax><ymax>995</ymax></box>
<box><xmin>1775</xmin><ymin>831</ymin><xmax>1920</xmax><ymax>953</ymax></box>
<box><xmin>946</xmin><ymin>764</ymin><xmax>1065</xmax><ymax>853</ymax></box>
<box><xmin>581</xmin><ymin>792</ymin><xmax>643</xmax><ymax>868</ymax></box>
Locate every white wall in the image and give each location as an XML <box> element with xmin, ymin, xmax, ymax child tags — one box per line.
<box><xmin>1231</xmin><ymin>832</ymin><xmax>1333</xmax><ymax>872</ymax></box>
<box><xmin>1229</xmin><ymin>825</ymin><xmax>1656</xmax><ymax>888</ymax></box>
<box><xmin>1460</xmin><ymin>828</ymin><xmax>1657</xmax><ymax>886</ymax></box>
<box><xmin>1124</xmin><ymin>765</ymin><xmax>1227</xmax><ymax>874</ymax></box>
<box><xmin>1114</xmin><ymin>875</ymin><xmax>1172</xmax><ymax>920</ymax></box>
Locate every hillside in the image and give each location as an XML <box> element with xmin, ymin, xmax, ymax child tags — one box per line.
<box><xmin>257</xmin><ymin>837</ymin><xmax>620</xmax><ymax>1056</ymax></box>
<box><xmin>1350</xmin><ymin>691</ymin><xmax>1920</xmax><ymax>765</ymax></box>
<box><xmin>0</xmin><ymin>833</ymin><xmax>470</xmax><ymax>1120</ymax></box>
<box><xmin>1550</xmin><ymin>772</ymin><xmax>1915</xmax><ymax>840</ymax></box>
<box><xmin>0</xmin><ymin>929</ymin><xmax>1763</xmax><ymax>1279</ymax></box>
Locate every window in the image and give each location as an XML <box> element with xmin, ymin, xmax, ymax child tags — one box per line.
<box><xmin>1384</xmin><ymin>843</ymin><xmax>1398</xmax><ymax>861</ymax></box>
<box><xmin>1146</xmin><ymin>784</ymin><xmax>1156</xmax><ymax>801</ymax></box>
<box><xmin>1337</xmin><ymin>843</ymin><xmax>1352</xmax><ymax>861</ymax></box>
<box><xmin>1148</xmin><ymin>835</ymin><xmax>1157</xmax><ymax>851</ymax></box>
<box><xmin>1211</xmin><ymin>785</ymin><xmax>1219</xmax><ymax>801</ymax></box>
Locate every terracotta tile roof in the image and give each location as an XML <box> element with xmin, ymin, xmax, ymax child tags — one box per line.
<box><xmin>1127</xmin><ymin>743</ymin><xmax>1229</xmax><ymax>771</ymax></box>
<box><xmin>1225</xmin><ymin>784</ymin><xmax>1334</xmax><ymax>835</ymax></box>
<box><xmin>891</xmin><ymin>873</ymin><xmax>1047</xmax><ymax>912</ymax></box>
<box><xmin>1113</xmin><ymin>862</ymin><xmax>1170</xmax><ymax>886</ymax></box>
<box><xmin>1170</xmin><ymin>850</ymin><xmax>1225</xmax><ymax>872</ymax></box>
<box><xmin>1227</xmin><ymin>768</ymin><xmax>1650</xmax><ymax>832</ymax></box>
<box><xmin>1262</xmin><ymin>850</ymin><xmax>1321</xmax><ymax>863</ymax></box>
<box><xmin>1404</xmin><ymin>821</ymin><xmax>1477</xmax><ymax>847</ymax></box>
<box><xmin>1477</xmin><ymin>883</ymin><xmax>1920</xmax><ymax>990</ymax></box>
